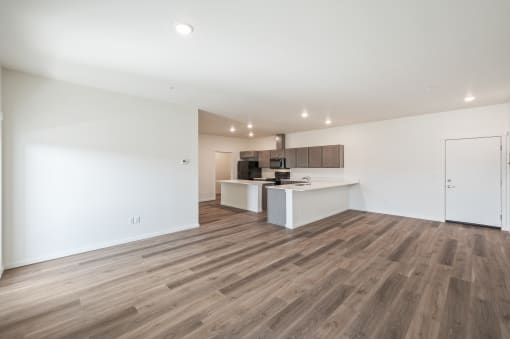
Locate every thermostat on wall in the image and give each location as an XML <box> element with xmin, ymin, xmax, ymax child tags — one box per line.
<box><xmin>181</xmin><ymin>159</ymin><xmax>190</xmax><ymax>165</ymax></box>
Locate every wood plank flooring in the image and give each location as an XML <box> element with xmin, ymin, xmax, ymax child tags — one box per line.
<box><xmin>1</xmin><ymin>198</ymin><xmax>510</xmax><ymax>338</ymax></box>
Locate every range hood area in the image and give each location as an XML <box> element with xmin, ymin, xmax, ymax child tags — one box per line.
<box><xmin>270</xmin><ymin>134</ymin><xmax>287</xmax><ymax>168</ymax></box>
<box><xmin>275</xmin><ymin>134</ymin><xmax>285</xmax><ymax>151</ymax></box>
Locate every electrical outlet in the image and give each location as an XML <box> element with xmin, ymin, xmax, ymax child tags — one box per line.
<box><xmin>135</xmin><ymin>216</ymin><xmax>141</xmax><ymax>224</ymax></box>
<box><xmin>129</xmin><ymin>216</ymin><xmax>135</xmax><ymax>224</ymax></box>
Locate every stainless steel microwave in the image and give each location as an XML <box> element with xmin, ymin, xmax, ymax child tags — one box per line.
<box><xmin>270</xmin><ymin>158</ymin><xmax>286</xmax><ymax>169</ymax></box>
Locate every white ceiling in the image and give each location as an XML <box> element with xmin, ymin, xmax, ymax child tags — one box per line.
<box><xmin>1</xmin><ymin>0</ymin><xmax>509</xmax><ymax>137</ymax></box>
<box><xmin>199</xmin><ymin>110</ymin><xmax>266</xmax><ymax>137</ymax></box>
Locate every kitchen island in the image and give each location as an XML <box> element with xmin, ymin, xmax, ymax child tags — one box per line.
<box><xmin>267</xmin><ymin>181</ymin><xmax>359</xmax><ymax>228</ymax></box>
<box><xmin>217</xmin><ymin>179</ymin><xmax>274</xmax><ymax>212</ymax></box>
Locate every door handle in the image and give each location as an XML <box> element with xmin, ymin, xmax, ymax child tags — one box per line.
<box><xmin>447</xmin><ymin>185</ymin><xmax>455</xmax><ymax>188</ymax></box>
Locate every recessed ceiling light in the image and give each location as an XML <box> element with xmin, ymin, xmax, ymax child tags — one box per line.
<box><xmin>301</xmin><ymin>111</ymin><xmax>309</xmax><ymax>118</ymax></box>
<box><xmin>249</xmin><ymin>131</ymin><xmax>254</xmax><ymax>137</ymax></box>
<box><xmin>464</xmin><ymin>95</ymin><xmax>475</xmax><ymax>102</ymax></box>
<box><xmin>247</xmin><ymin>123</ymin><xmax>253</xmax><ymax>129</ymax></box>
<box><xmin>229</xmin><ymin>126</ymin><xmax>236</xmax><ymax>133</ymax></box>
<box><xmin>325</xmin><ymin>118</ymin><xmax>332</xmax><ymax>125</ymax></box>
<box><xmin>175</xmin><ymin>23</ymin><xmax>193</xmax><ymax>35</ymax></box>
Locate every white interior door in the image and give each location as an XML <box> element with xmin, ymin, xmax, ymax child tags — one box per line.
<box><xmin>445</xmin><ymin>137</ymin><xmax>502</xmax><ymax>227</ymax></box>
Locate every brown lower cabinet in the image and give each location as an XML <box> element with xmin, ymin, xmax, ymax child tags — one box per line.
<box><xmin>262</xmin><ymin>184</ymin><xmax>273</xmax><ymax>210</ymax></box>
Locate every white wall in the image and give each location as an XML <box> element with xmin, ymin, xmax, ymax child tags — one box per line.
<box><xmin>2</xmin><ymin>70</ymin><xmax>199</xmax><ymax>268</ymax></box>
<box><xmin>0</xmin><ymin>66</ymin><xmax>3</xmax><ymax>276</ymax></box>
<box><xmin>199</xmin><ymin>134</ymin><xmax>250</xmax><ymax>202</ymax></box>
<box><xmin>250</xmin><ymin>104</ymin><xmax>510</xmax><ymax>229</ymax></box>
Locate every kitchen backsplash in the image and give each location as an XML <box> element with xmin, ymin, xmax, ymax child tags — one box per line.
<box><xmin>261</xmin><ymin>168</ymin><xmax>344</xmax><ymax>181</ymax></box>
<box><xmin>290</xmin><ymin>168</ymin><xmax>344</xmax><ymax>181</ymax></box>
<box><xmin>261</xmin><ymin>168</ymin><xmax>277</xmax><ymax>178</ymax></box>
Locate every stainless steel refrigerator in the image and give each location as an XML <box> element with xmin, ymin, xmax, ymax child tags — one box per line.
<box><xmin>237</xmin><ymin>161</ymin><xmax>261</xmax><ymax>180</ymax></box>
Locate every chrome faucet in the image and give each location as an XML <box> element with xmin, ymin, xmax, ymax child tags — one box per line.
<box><xmin>302</xmin><ymin>176</ymin><xmax>312</xmax><ymax>184</ymax></box>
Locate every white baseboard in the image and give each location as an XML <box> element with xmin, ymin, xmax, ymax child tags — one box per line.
<box><xmin>350</xmin><ymin>207</ymin><xmax>441</xmax><ymax>223</ymax></box>
<box><xmin>0</xmin><ymin>265</ymin><xmax>4</xmax><ymax>279</ymax></box>
<box><xmin>4</xmin><ymin>223</ymin><xmax>199</xmax><ymax>270</ymax></box>
<box><xmin>200</xmin><ymin>195</ymin><xmax>216</xmax><ymax>202</ymax></box>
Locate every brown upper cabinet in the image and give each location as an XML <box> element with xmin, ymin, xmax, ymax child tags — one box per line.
<box><xmin>242</xmin><ymin>144</ymin><xmax>344</xmax><ymax>168</ymax></box>
<box><xmin>308</xmin><ymin>146</ymin><xmax>323</xmax><ymax>168</ymax></box>
<box><xmin>295</xmin><ymin>147</ymin><xmax>309</xmax><ymax>168</ymax></box>
<box><xmin>284</xmin><ymin>148</ymin><xmax>297</xmax><ymax>168</ymax></box>
<box><xmin>239</xmin><ymin>151</ymin><xmax>258</xmax><ymax>159</ymax></box>
<box><xmin>258</xmin><ymin>150</ymin><xmax>271</xmax><ymax>168</ymax></box>
<box><xmin>270</xmin><ymin>149</ymin><xmax>285</xmax><ymax>159</ymax></box>
<box><xmin>322</xmin><ymin>145</ymin><xmax>344</xmax><ymax>168</ymax></box>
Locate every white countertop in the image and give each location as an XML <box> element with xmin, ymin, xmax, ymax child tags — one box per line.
<box><xmin>217</xmin><ymin>179</ymin><xmax>274</xmax><ymax>185</ymax></box>
<box><xmin>267</xmin><ymin>180</ymin><xmax>359</xmax><ymax>191</ymax></box>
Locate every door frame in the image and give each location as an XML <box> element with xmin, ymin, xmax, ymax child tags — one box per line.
<box><xmin>213</xmin><ymin>151</ymin><xmax>234</xmax><ymax>197</ymax></box>
<box><xmin>442</xmin><ymin>135</ymin><xmax>506</xmax><ymax>228</ymax></box>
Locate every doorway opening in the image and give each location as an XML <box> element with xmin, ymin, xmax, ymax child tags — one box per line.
<box><xmin>215</xmin><ymin>152</ymin><xmax>233</xmax><ymax>202</ymax></box>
